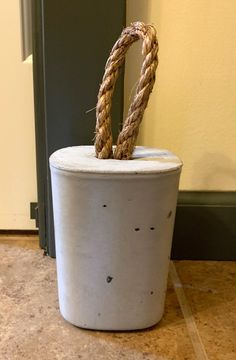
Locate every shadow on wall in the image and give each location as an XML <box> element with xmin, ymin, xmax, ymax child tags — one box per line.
<box><xmin>126</xmin><ymin>0</ymin><xmax>150</xmax><ymax>23</ymax></box>
<box><xmin>125</xmin><ymin>1</ymin><xmax>164</xmax><ymax>145</ymax></box>
<box><xmin>124</xmin><ymin>1</ymin><xmax>151</xmax><ymax>134</ymax></box>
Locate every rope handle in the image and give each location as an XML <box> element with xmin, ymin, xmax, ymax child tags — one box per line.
<box><xmin>95</xmin><ymin>21</ymin><xmax>159</xmax><ymax>160</ymax></box>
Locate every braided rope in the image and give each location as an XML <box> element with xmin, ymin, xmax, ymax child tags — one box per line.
<box><xmin>95</xmin><ymin>22</ymin><xmax>159</xmax><ymax>160</ymax></box>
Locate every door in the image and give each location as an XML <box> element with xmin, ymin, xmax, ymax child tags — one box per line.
<box><xmin>32</xmin><ymin>0</ymin><xmax>126</xmax><ymax>256</ymax></box>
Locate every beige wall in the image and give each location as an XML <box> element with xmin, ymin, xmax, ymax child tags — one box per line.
<box><xmin>126</xmin><ymin>0</ymin><xmax>236</xmax><ymax>190</ymax></box>
<box><xmin>0</xmin><ymin>1</ymin><xmax>37</xmax><ymax>229</ymax></box>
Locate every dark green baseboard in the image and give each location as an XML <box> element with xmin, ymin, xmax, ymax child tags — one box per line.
<box><xmin>0</xmin><ymin>230</ymin><xmax>39</xmax><ymax>235</ymax></box>
<box><xmin>171</xmin><ymin>191</ymin><xmax>236</xmax><ymax>260</ymax></box>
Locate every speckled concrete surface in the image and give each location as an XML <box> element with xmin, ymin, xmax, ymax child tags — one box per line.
<box><xmin>0</xmin><ymin>243</ymin><xmax>195</xmax><ymax>360</ymax></box>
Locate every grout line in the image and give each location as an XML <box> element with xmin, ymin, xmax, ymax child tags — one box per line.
<box><xmin>169</xmin><ymin>261</ymin><xmax>209</xmax><ymax>360</ymax></box>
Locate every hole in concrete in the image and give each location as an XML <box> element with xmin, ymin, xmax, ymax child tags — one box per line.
<box><xmin>135</xmin><ymin>228</ymin><xmax>140</xmax><ymax>231</ymax></box>
<box><xmin>168</xmin><ymin>210</ymin><xmax>172</xmax><ymax>218</ymax></box>
<box><xmin>106</xmin><ymin>276</ymin><xmax>113</xmax><ymax>283</ymax></box>
<box><xmin>150</xmin><ymin>227</ymin><xmax>155</xmax><ymax>230</ymax></box>
<box><xmin>103</xmin><ymin>204</ymin><xmax>107</xmax><ymax>207</ymax></box>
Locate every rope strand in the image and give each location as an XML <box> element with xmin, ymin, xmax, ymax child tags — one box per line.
<box><xmin>95</xmin><ymin>22</ymin><xmax>158</xmax><ymax>160</ymax></box>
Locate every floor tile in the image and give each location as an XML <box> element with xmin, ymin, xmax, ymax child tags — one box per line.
<box><xmin>0</xmin><ymin>234</ymin><xmax>39</xmax><ymax>250</ymax></box>
<box><xmin>175</xmin><ymin>261</ymin><xmax>236</xmax><ymax>360</ymax></box>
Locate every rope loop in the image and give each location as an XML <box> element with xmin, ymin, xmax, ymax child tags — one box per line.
<box><xmin>95</xmin><ymin>22</ymin><xmax>159</xmax><ymax>160</ymax></box>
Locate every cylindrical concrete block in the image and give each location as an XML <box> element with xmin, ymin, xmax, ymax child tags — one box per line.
<box><xmin>50</xmin><ymin>146</ymin><xmax>182</xmax><ymax>330</ymax></box>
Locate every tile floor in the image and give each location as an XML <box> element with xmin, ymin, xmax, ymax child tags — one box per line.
<box><xmin>0</xmin><ymin>234</ymin><xmax>235</xmax><ymax>360</ymax></box>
